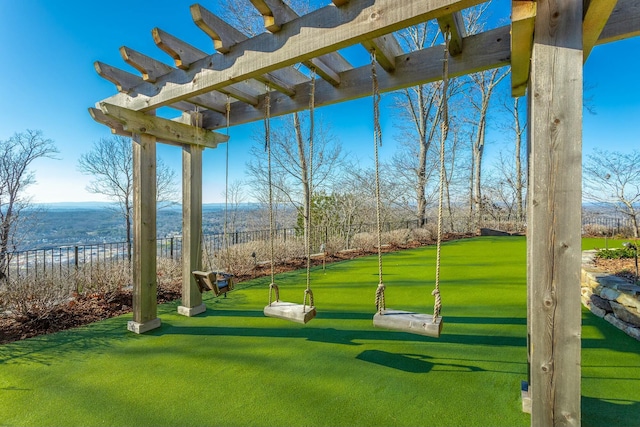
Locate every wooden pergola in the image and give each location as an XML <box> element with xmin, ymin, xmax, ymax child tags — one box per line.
<box><xmin>90</xmin><ymin>1</ymin><xmax>640</xmax><ymax>425</ymax></box>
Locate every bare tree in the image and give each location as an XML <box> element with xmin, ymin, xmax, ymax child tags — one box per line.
<box><xmin>466</xmin><ymin>67</ymin><xmax>509</xmax><ymax>229</ymax></box>
<box><xmin>503</xmin><ymin>96</ymin><xmax>527</xmax><ymax>222</ymax></box>
<box><xmin>584</xmin><ymin>149</ymin><xmax>640</xmax><ymax>237</ymax></box>
<box><xmin>77</xmin><ymin>135</ymin><xmax>179</xmax><ymax>261</ymax></box>
<box><xmin>391</xmin><ymin>5</ymin><xmax>493</xmax><ymax>226</ymax></box>
<box><xmin>0</xmin><ymin>130</ymin><xmax>58</xmax><ymax>277</ymax></box>
<box><xmin>392</xmin><ymin>22</ymin><xmax>450</xmax><ymax>225</ymax></box>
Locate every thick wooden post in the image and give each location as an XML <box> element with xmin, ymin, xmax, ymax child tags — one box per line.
<box><xmin>528</xmin><ymin>0</ymin><xmax>582</xmax><ymax>425</ymax></box>
<box><xmin>178</xmin><ymin>144</ymin><xmax>206</xmax><ymax>316</ymax></box>
<box><xmin>128</xmin><ymin>133</ymin><xmax>161</xmax><ymax>334</ymax></box>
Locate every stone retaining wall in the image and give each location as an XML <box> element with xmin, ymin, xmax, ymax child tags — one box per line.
<box><xmin>581</xmin><ymin>250</ymin><xmax>640</xmax><ymax>341</ymax></box>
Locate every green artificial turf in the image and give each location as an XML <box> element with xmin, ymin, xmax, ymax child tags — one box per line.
<box><xmin>1</xmin><ymin>237</ymin><xmax>639</xmax><ymax>426</ymax></box>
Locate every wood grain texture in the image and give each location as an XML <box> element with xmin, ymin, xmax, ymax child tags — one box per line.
<box><xmin>132</xmin><ymin>133</ymin><xmax>158</xmax><ymax>326</ymax></box>
<box><xmin>510</xmin><ymin>1</ymin><xmax>536</xmax><ymax>97</ymax></box>
<box><xmin>264</xmin><ymin>301</ymin><xmax>316</xmax><ymax>324</ymax></box>
<box><xmin>373</xmin><ymin>310</ymin><xmax>442</xmax><ymax>338</ymax></box>
<box><xmin>94</xmin><ymin>61</ymin><xmax>143</xmax><ymax>93</ymax></box>
<box><xmin>582</xmin><ymin>0</ymin><xmax>618</xmax><ymax>61</ymax></box>
<box><xmin>99</xmin><ymin>0</ymin><xmax>485</xmax><ymax>112</ymax></box>
<box><xmin>120</xmin><ymin>46</ymin><xmax>173</xmax><ymax>82</ymax></box>
<box><xmin>528</xmin><ymin>0</ymin><xmax>582</xmax><ymax>424</ymax></box>
<box><xmin>597</xmin><ymin>0</ymin><xmax>640</xmax><ymax>45</ymax></box>
<box><xmin>181</xmin><ymin>141</ymin><xmax>203</xmax><ymax>310</ymax></box>
<box><xmin>99</xmin><ymin>103</ymin><xmax>228</xmax><ymax>148</ymax></box>
<box><xmin>437</xmin><ymin>11</ymin><xmax>467</xmax><ymax>56</ymax></box>
<box><xmin>203</xmin><ymin>26</ymin><xmax>510</xmax><ymax>130</ymax></box>
<box><xmin>153</xmin><ymin>27</ymin><xmax>208</xmax><ymax>70</ymax></box>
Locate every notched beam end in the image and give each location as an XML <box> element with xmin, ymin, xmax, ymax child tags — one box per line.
<box><xmin>94</xmin><ymin>61</ymin><xmax>142</xmax><ymax>93</ymax></box>
<box><xmin>191</xmin><ymin>3</ymin><xmax>246</xmax><ymax>53</ymax></box>
<box><xmin>152</xmin><ymin>27</ymin><xmax>207</xmax><ymax>70</ymax></box>
<box><xmin>250</xmin><ymin>0</ymin><xmax>297</xmax><ymax>33</ymax></box>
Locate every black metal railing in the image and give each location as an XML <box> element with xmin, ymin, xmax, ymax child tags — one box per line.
<box><xmin>3</xmin><ymin>214</ymin><xmax>631</xmax><ymax>280</ymax></box>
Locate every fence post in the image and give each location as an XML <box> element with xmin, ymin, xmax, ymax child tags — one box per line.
<box><xmin>170</xmin><ymin>237</ymin><xmax>174</xmax><ymax>260</ymax></box>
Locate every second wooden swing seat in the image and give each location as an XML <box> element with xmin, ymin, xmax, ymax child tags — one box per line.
<box><xmin>192</xmin><ymin>270</ymin><xmax>234</xmax><ymax>297</ymax></box>
<box><xmin>373</xmin><ymin>309</ymin><xmax>442</xmax><ymax>337</ymax></box>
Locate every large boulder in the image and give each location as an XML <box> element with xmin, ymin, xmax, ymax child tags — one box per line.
<box><xmin>610</xmin><ymin>301</ymin><xmax>640</xmax><ymax>327</ymax></box>
<box><xmin>590</xmin><ymin>294</ymin><xmax>612</xmax><ymax>313</ymax></box>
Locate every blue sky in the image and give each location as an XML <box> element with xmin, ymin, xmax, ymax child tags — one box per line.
<box><xmin>0</xmin><ymin>0</ymin><xmax>638</xmax><ymax>204</ymax></box>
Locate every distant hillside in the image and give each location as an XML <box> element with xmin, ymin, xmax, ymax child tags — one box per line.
<box><xmin>15</xmin><ymin>202</ymin><xmax>285</xmax><ymax>251</ymax></box>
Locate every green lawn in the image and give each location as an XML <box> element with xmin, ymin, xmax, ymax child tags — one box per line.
<box><xmin>1</xmin><ymin>237</ymin><xmax>639</xmax><ymax>426</ymax></box>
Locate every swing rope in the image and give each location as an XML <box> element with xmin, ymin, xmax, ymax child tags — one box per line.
<box><xmin>265</xmin><ymin>86</ymin><xmax>279</xmax><ymax>304</ymax></box>
<box><xmin>222</xmin><ymin>95</ymin><xmax>231</xmax><ymax>270</ymax></box>
<box><xmin>303</xmin><ymin>69</ymin><xmax>316</xmax><ymax>312</ymax></box>
<box><xmin>432</xmin><ymin>29</ymin><xmax>451</xmax><ymax>321</ymax></box>
<box><xmin>371</xmin><ymin>50</ymin><xmax>386</xmax><ymax>314</ymax></box>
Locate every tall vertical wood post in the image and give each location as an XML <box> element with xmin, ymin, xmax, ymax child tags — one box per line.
<box><xmin>128</xmin><ymin>132</ymin><xmax>161</xmax><ymax>334</ymax></box>
<box><xmin>178</xmin><ymin>143</ymin><xmax>206</xmax><ymax>316</ymax></box>
<box><xmin>527</xmin><ymin>0</ymin><xmax>583</xmax><ymax>425</ymax></box>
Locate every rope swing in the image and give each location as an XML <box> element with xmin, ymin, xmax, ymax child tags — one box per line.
<box><xmin>263</xmin><ymin>76</ymin><xmax>317</xmax><ymax>325</ymax></box>
<box><xmin>372</xmin><ymin>29</ymin><xmax>451</xmax><ymax>338</ymax></box>
<box><xmin>191</xmin><ymin>102</ymin><xmax>234</xmax><ymax>298</ymax></box>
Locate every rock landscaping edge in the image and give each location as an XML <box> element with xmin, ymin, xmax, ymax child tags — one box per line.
<box><xmin>581</xmin><ymin>250</ymin><xmax>640</xmax><ymax>341</ymax></box>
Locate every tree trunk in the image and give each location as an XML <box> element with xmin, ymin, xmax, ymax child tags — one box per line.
<box><xmin>513</xmin><ymin>98</ymin><xmax>524</xmax><ymax>223</ymax></box>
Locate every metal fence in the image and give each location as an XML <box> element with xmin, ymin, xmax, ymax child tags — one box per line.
<box><xmin>1</xmin><ymin>214</ymin><xmax>633</xmax><ymax>280</ymax></box>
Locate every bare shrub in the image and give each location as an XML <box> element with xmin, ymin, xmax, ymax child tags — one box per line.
<box><xmin>157</xmin><ymin>258</ymin><xmax>181</xmax><ymax>295</ymax></box>
<box><xmin>323</xmin><ymin>236</ymin><xmax>345</xmax><ymax>255</ymax></box>
<box><xmin>213</xmin><ymin>241</ymin><xmax>262</xmax><ymax>277</ymax></box>
<box><xmin>73</xmin><ymin>261</ymin><xmax>131</xmax><ymax>295</ymax></box>
<box><xmin>0</xmin><ymin>271</ymin><xmax>74</xmax><ymax>320</ymax></box>
<box><xmin>384</xmin><ymin>229</ymin><xmax>412</xmax><ymax>246</ymax></box>
<box><xmin>351</xmin><ymin>232</ymin><xmax>377</xmax><ymax>252</ymax></box>
<box><xmin>411</xmin><ymin>225</ymin><xmax>438</xmax><ymax>244</ymax></box>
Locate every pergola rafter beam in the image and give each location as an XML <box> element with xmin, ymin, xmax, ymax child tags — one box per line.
<box><xmin>597</xmin><ymin>0</ymin><xmax>640</xmax><ymax>45</ymax></box>
<box><xmin>202</xmin><ymin>25</ymin><xmax>510</xmax><ymax>130</ymax></box>
<box><xmin>94</xmin><ymin>61</ymin><xmax>145</xmax><ymax>93</ymax></box>
<box><xmin>153</xmin><ymin>27</ymin><xmax>208</xmax><ymax>70</ymax></box>
<box><xmin>191</xmin><ymin>3</ymin><xmax>246</xmax><ymax>54</ymax></box>
<box><xmin>250</xmin><ymin>0</ymin><xmax>353</xmax><ymax>86</ymax></box>
<box><xmin>120</xmin><ymin>47</ymin><xmax>174</xmax><ymax>83</ymax></box>
<box><xmin>583</xmin><ymin>0</ymin><xmax>618</xmax><ymax>62</ymax></box>
<box><xmin>96</xmin><ymin>103</ymin><xmax>228</xmax><ymax>149</ymax></box>
<box><xmin>510</xmin><ymin>0</ymin><xmax>536</xmax><ymax>97</ymax></box>
<box><xmin>362</xmin><ymin>32</ymin><xmax>404</xmax><ymax>72</ymax></box>
<box><xmin>101</xmin><ymin>0</ymin><xmax>486</xmax><ymax>112</ymax></box>
<box><xmin>437</xmin><ymin>11</ymin><xmax>467</xmax><ymax>55</ymax></box>
<box><xmin>191</xmin><ymin>3</ymin><xmax>306</xmax><ymax>96</ymax></box>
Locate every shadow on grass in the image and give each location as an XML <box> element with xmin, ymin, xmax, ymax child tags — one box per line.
<box><xmin>582</xmin><ymin>396</ymin><xmax>640</xmax><ymax>427</ymax></box>
<box><xmin>356</xmin><ymin>349</ymin><xmax>485</xmax><ymax>374</ymax></box>
<box><xmin>154</xmin><ymin>319</ymin><xmax>528</xmax><ymax>348</ymax></box>
<box><xmin>0</xmin><ymin>315</ymin><xmax>134</xmax><ymax>366</ymax></box>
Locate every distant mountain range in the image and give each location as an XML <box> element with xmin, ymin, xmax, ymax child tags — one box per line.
<box><xmin>32</xmin><ymin>202</ymin><xmax>260</xmax><ymax>211</ymax></box>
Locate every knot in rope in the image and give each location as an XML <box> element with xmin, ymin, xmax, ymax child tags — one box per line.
<box><xmin>375</xmin><ymin>283</ymin><xmax>386</xmax><ymax>313</ymax></box>
<box><xmin>268</xmin><ymin>283</ymin><xmax>279</xmax><ymax>305</ymax></box>
<box><xmin>303</xmin><ymin>288</ymin><xmax>314</xmax><ymax>312</ymax></box>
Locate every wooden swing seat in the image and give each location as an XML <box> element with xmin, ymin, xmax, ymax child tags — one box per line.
<box><xmin>192</xmin><ymin>270</ymin><xmax>234</xmax><ymax>297</ymax></box>
<box><xmin>264</xmin><ymin>301</ymin><xmax>316</xmax><ymax>324</ymax></box>
<box><xmin>373</xmin><ymin>309</ymin><xmax>442</xmax><ymax>338</ymax></box>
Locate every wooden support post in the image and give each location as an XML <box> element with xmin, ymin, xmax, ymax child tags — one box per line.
<box><xmin>128</xmin><ymin>133</ymin><xmax>161</xmax><ymax>334</ymax></box>
<box><xmin>527</xmin><ymin>0</ymin><xmax>582</xmax><ymax>425</ymax></box>
<box><xmin>178</xmin><ymin>143</ymin><xmax>206</xmax><ymax>317</ymax></box>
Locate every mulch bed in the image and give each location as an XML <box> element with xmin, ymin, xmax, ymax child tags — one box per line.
<box><xmin>593</xmin><ymin>257</ymin><xmax>639</xmax><ymax>284</ymax></box>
